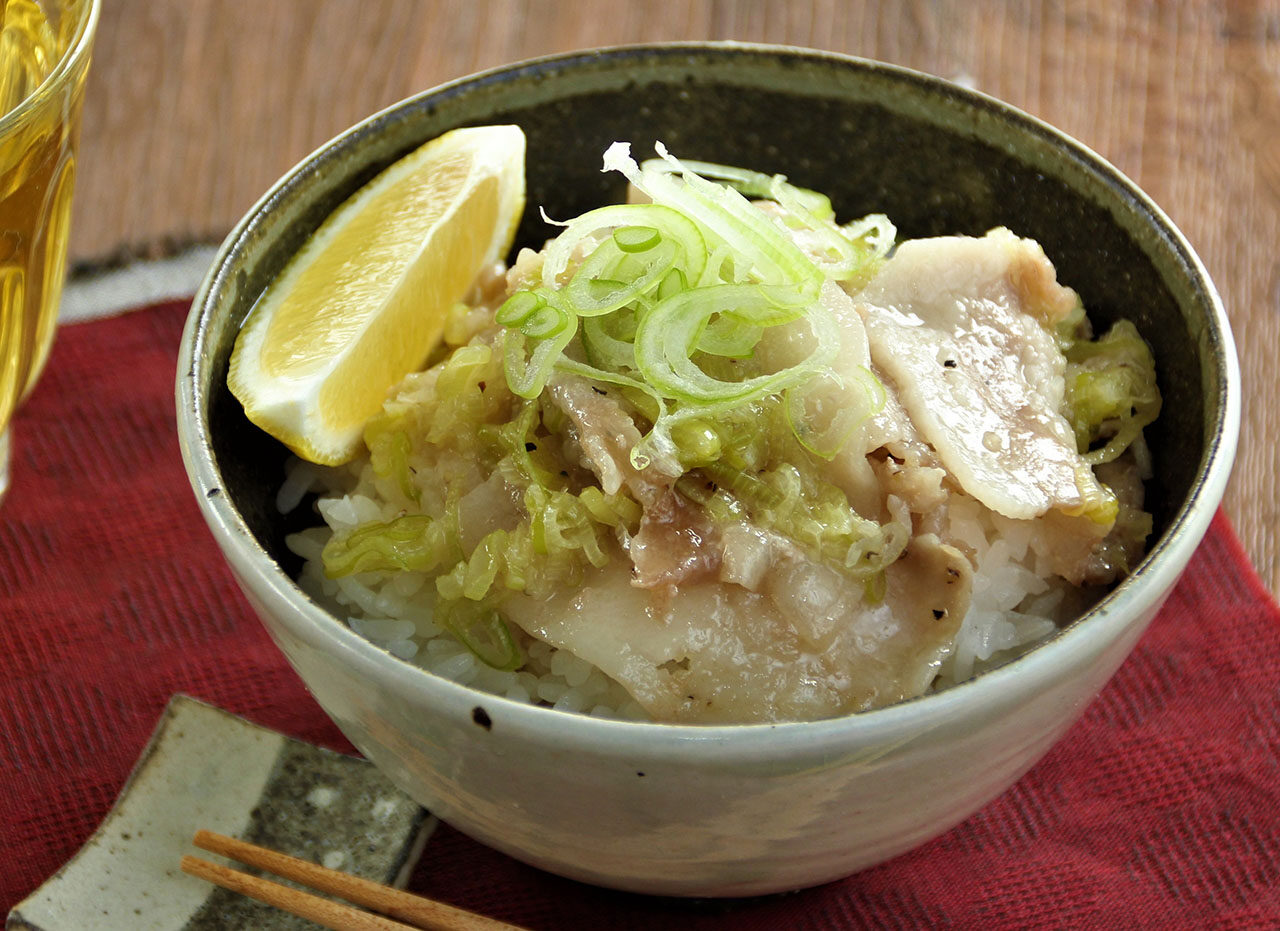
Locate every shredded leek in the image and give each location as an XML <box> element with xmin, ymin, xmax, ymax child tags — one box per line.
<box><xmin>1061</xmin><ymin>319</ymin><xmax>1161</xmax><ymax>465</ymax></box>
<box><xmin>327</xmin><ymin>383</ymin><xmax>643</xmax><ymax>667</ymax></box>
<box><xmin>669</xmin><ymin>395</ymin><xmax>907</xmax><ymax>583</ymax></box>
<box><xmin>364</xmin><ymin>417</ymin><xmax>419</xmax><ymax>505</ymax></box>
<box><xmin>435</xmin><ymin>598</ymin><xmax>523</xmax><ymax>671</ymax></box>
<box><xmin>322</xmin><ymin>514</ymin><xmax>454</xmax><ymax>577</ymax></box>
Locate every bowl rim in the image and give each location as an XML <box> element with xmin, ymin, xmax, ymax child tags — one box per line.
<box><xmin>177</xmin><ymin>40</ymin><xmax>1240</xmax><ymax>760</ymax></box>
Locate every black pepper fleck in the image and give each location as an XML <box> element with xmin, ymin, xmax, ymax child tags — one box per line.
<box><xmin>471</xmin><ymin>707</ymin><xmax>492</xmax><ymax>730</ymax></box>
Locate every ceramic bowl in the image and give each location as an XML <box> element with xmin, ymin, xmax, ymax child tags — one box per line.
<box><xmin>176</xmin><ymin>43</ymin><xmax>1239</xmax><ymax>897</ymax></box>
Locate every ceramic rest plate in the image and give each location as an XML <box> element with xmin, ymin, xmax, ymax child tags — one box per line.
<box><xmin>8</xmin><ymin>694</ymin><xmax>432</xmax><ymax>930</ymax></box>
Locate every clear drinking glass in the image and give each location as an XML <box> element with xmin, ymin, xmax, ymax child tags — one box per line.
<box><xmin>0</xmin><ymin>0</ymin><xmax>99</xmax><ymax>503</ymax></box>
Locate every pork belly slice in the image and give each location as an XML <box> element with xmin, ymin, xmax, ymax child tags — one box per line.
<box><xmin>853</xmin><ymin>228</ymin><xmax>1109</xmax><ymax>527</ymax></box>
<box><xmin>502</xmin><ymin>533</ymin><xmax>972</xmax><ymax>723</ymax></box>
<box><xmin>545</xmin><ymin>374</ymin><xmax>720</xmax><ymax>589</ymax></box>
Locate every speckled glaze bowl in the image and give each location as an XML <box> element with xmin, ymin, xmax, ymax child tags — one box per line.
<box><xmin>176</xmin><ymin>43</ymin><xmax>1239</xmax><ymax>896</ymax></box>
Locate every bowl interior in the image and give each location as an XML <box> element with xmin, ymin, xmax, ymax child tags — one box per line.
<box><xmin>197</xmin><ymin>44</ymin><xmax>1230</xmax><ymax>646</ymax></box>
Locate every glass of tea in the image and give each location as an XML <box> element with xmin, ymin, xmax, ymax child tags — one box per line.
<box><xmin>0</xmin><ymin>0</ymin><xmax>98</xmax><ymax>503</ymax></box>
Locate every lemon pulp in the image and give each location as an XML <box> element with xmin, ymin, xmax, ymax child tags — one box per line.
<box><xmin>228</xmin><ymin>125</ymin><xmax>525</xmax><ymax>464</ymax></box>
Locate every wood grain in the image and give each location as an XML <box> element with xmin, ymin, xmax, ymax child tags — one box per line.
<box><xmin>70</xmin><ymin>0</ymin><xmax>1280</xmax><ymax>592</ymax></box>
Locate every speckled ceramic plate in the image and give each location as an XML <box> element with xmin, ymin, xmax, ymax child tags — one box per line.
<box><xmin>7</xmin><ymin>696</ymin><xmax>430</xmax><ymax>930</ymax></box>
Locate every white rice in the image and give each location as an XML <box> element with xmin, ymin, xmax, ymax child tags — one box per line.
<box><xmin>934</xmin><ymin>496</ymin><xmax>1073</xmax><ymax>687</ymax></box>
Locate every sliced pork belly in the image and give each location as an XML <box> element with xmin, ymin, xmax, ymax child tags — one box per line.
<box><xmin>853</xmin><ymin>228</ymin><xmax>1109</xmax><ymax>525</ymax></box>
<box><xmin>546</xmin><ymin>374</ymin><xmax>721</xmax><ymax>590</ymax></box>
<box><xmin>502</xmin><ymin>532</ymin><xmax>971</xmax><ymax>723</ymax></box>
<box><xmin>547</xmin><ymin>373</ymin><xmax>664</xmax><ymax>500</ymax></box>
<box><xmin>754</xmin><ymin>278</ymin><xmax>898</xmax><ymax>518</ymax></box>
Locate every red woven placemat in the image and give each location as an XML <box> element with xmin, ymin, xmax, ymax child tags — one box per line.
<box><xmin>2</xmin><ymin>300</ymin><xmax>1278</xmax><ymax>929</ymax></box>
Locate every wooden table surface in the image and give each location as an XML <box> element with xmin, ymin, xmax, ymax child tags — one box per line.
<box><xmin>71</xmin><ymin>1</ymin><xmax>1280</xmax><ymax>593</ymax></box>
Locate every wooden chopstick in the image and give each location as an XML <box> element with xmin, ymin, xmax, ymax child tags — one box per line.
<box><xmin>182</xmin><ymin>830</ymin><xmax>528</xmax><ymax>931</ymax></box>
<box><xmin>180</xmin><ymin>854</ymin><xmax>417</xmax><ymax>930</ymax></box>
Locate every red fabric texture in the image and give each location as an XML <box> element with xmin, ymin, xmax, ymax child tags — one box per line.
<box><xmin>2</xmin><ymin>299</ymin><xmax>1278</xmax><ymax>929</ymax></box>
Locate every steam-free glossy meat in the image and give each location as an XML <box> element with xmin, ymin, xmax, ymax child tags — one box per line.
<box><xmin>853</xmin><ymin>228</ymin><xmax>1104</xmax><ymax>522</ymax></box>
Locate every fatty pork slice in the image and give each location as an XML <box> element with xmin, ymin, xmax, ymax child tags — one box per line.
<box><xmin>545</xmin><ymin>374</ymin><xmax>721</xmax><ymax>590</ymax></box>
<box><xmin>502</xmin><ymin>533</ymin><xmax>972</xmax><ymax>723</ymax></box>
<box><xmin>755</xmin><ymin>279</ymin><xmax>886</xmax><ymax>516</ymax></box>
<box><xmin>855</xmin><ymin>228</ymin><xmax>1107</xmax><ymax>523</ymax></box>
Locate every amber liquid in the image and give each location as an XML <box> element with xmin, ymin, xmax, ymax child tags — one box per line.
<box><xmin>0</xmin><ymin>0</ymin><xmax>89</xmax><ymax>441</ymax></box>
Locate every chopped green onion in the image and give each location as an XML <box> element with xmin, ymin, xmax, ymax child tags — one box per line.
<box><xmin>502</xmin><ymin>319</ymin><xmax>577</xmax><ymax>399</ymax></box>
<box><xmin>365</xmin><ymin>413</ymin><xmax>420</xmax><ymax>504</ymax></box>
<box><xmin>542</xmin><ymin>203</ymin><xmax>706</xmax><ymax>289</ymax></box>
<box><xmin>1061</xmin><ymin>319</ymin><xmax>1161</xmax><ymax>465</ymax></box>
<box><xmin>520</xmin><ymin>301</ymin><xmax>571</xmax><ymax>339</ymax></box>
<box><xmin>613</xmin><ymin>225</ymin><xmax>661</xmax><ymax>252</ymax></box>
<box><xmin>564</xmin><ymin>237</ymin><xmax>679</xmax><ymax>316</ymax></box>
<box><xmin>657</xmin><ymin>266</ymin><xmax>688</xmax><ymax>301</ymax></box>
<box><xmin>606</xmin><ymin>142</ymin><xmax>823</xmax><ymax>290</ymax></box>
<box><xmin>322</xmin><ymin>514</ymin><xmax>453</xmax><ymax>578</ymax></box>
<box><xmin>498</xmin><ymin>142</ymin><xmax>871</xmax><ymax>469</ymax></box>
<box><xmin>696</xmin><ymin>314</ymin><xmax>764</xmax><ymax>359</ymax></box>
<box><xmin>639</xmin><ymin>156</ymin><xmax>836</xmax><ymax>221</ymax></box>
<box><xmin>496</xmin><ymin>289</ymin><xmax>544</xmax><ymax>327</ymax></box>
<box><xmin>578</xmin><ymin>485</ymin><xmax>642</xmax><ymax>529</ymax></box>
<box><xmin>580</xmin><ymin>310</ymin><xmax>639</xmax><ymax>372</ymax></box>
<box><xmin>635</xmin><ymin>284</ymin><xmax>817</xmax><ymax>403</ymax></box>
<box><xmin>670</xmin><ymin>419</ymin><xmax>722</xmax><ymax>467</ymax></box>
<box><xmin>435</xmin><ymin>598</ymin><xmax>523</xmax><ymax>671</ymax></box>
<box><xmin>701</xmin><ymin>461</ymin><xmax>786</xmax><ymax>510</ymax></box>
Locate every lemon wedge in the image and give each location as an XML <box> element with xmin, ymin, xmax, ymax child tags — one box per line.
<box><xmin>228</xmin><ymin>124</ymin><xmax>526</xmax><ymax>464</ymax></box>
